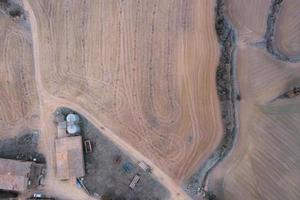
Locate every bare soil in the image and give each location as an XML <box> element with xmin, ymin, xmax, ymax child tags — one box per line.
<box><xmin>2</xmin><ymin>1</ymin><xmax>299</xmax><ymax>200</ymax></box>
<box><xmin>274</xmin><ymin>0</ymin><xmax>300</xmax><ymax>60</ymax></box>
<box><xmin>207</xmin><ymin>1</ymin><xmax>300</xmax><ymax>200</ymax></box>
<box><xmin>0</xmin><ymin>4</ymin><xmax>40</xmax><ymax>139</ymax></box>
<box><xmin>23</xmin><ymin>0</ymin><xmax>223</xmax><ymax>185</ymax></box>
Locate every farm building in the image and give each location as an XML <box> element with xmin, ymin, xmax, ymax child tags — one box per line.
<box><xmin>0</xmin><ymin>158</ymin><xmax>45</xmax><ymax>192</ymax></box>
<box><xmin>57</xmin><ymin>121</ymin><xmax>67</xmax><ymax>138</ymax></box>
<box><xmin>55</xmin><ymin>113</ymin><xmax>81</xmax><ymax>137</ymax></box>
<box><xmin>55</xmin><ymin>136</ymin><xmax>85</xmax><ymax>180</ymax></box>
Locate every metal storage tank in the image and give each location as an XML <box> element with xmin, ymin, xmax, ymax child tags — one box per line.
<box><xmin>66</xmin><ymin>113</ymin><xmax>80</xmax><ymax>123</ymax></box>
<box><xmin>67</xmin><ymin>124</ymin><xmax>81</xmax><ymax>134</ymax></box>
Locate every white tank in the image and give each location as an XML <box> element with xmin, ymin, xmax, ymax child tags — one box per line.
<box><xmin>66</xmin><ymin>113</ymin><xmax>80</xmax><ymax>123</ymax></box>
<box><xmin>67</xmin><ymin>124</ymin><xmax>81</xmax><ymax>134</ymax></box>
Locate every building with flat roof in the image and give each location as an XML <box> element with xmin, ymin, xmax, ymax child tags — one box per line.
<box><xmin>55</xmin><ymin>136</ymin><xmax>85</xmax><ymax>180</ymax></box>
<box><xmin>0</xmin><ymin>158</ymin><xmax>45</xmax><ymax>192</ymax></box>
<box><xmin>57</xmin><ymin>121</ymin><xmax>67</xmax><ymax>138</ymax></box>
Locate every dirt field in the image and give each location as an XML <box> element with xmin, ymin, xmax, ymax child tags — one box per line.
<box><xmin>274</xmin><ymin>0</ymin><xmax>300</xmax><ymax>58</ymax></box>
<box><xmin>227</xmin><ymin>0</ymin><xmax>271</xmax><ymax>44</ymax></box>
<box><xmin>3</xmin><ymin>0</ymin><xmax>300</xmax><ymax>200</ymax></box>
<box><xmin>207</xmin><ymin>1</ymin><xmax>300</xmax><ymax>200</ymax></box>
<box><xmin>0</xmin><ymin>0</ymin><xmax>223</xmax><ymax>199</ymax></box>
<box><xmin>23</xmin><ymin>0</ymin><xmax>222</xmax><ymax>185</ymax></box>
<box><xmin>0</xmin><ymin>10</ymin><xmax>40</xmax><ymax>139</ymax></box>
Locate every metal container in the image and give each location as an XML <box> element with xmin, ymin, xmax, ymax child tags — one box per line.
<box><xmin>67</xmin><ymin>124</ymin><xmax>81</xmax><ymax>134</ymax></box>
<box><xmin>66</xmin><ymin>113</ymin><xmax>80</xmax><ymax>123</ymax></box>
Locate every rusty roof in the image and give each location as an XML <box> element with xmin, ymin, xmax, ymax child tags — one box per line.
<box><xmin>55</xmin><ymin>136</ymin><xmax>85</xmax><ymax>179</ymax></box>
<box><xmin>0</xmin><ymin>158</ymin><xmax>32</xmax><ymax>191</ymax></box>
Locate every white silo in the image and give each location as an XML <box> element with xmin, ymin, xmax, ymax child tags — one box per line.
<box><xmin>66</xmin><ymin>113</ymin><xmax>80</xmax><ymax>135</ymax></box>
<box><xmin>67</xmin><ymin>124</ymin><xmax>81</xmax><ymax>134</ymax></box>
<box><xmin>66</xmin><ymin>113</ymin><xmax>80</xmax><ymax>123</ymax></box>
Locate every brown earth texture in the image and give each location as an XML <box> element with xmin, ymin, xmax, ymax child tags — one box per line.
<box><xmin>0</xmin><ymin>0</ymin><xmax>300</xmax><ymax>200</ymax></box>
<box><xmin>208</xmin><ymin>0</ymin><xmax>300</xmax><ymax>200</ymax></box>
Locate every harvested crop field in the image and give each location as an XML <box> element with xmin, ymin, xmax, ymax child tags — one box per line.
<box><xmin>227</xmin><ymin>0</ymin><xmax>271</xmax><ymax>43</ymax></box>
<box><xmin>24</xmin><ymin>0</ymin><xmax>223</xmax><ymax>184</ymax></box>
<box><xmin>275</xmin><ymin>0</ymin><xmax>300</xmax><ymax>59</ymax></box>
<box><xmin>0</xmin><ymin>0</ymin><xmax>300</xmax><ymax>199</ymax></box>
<box><xmin>0</xmin><ymin>8</ymin><xmax>40</xmax><ymax>139</ymax></box>
<box><xmin>207</xmin><ymin>1</ymin><xmax>300</xmax><ymax>200</ymax></box>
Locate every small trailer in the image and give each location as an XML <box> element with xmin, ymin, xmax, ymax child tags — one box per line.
<box><xmin>129</xmin><ymin>174</ymin><xmax>141</xmax><ymax>189</ymax></box>
<box><xmin>137</xmin><ymin>161</ymin><xmax>151</xmax><ymax>173</ymax></box>
<box><xmin>84</xmin><ymin>140</ymin><xmax>92</xmax><ymax>153</ymax></box>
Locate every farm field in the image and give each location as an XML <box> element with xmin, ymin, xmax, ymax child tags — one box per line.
<box><xmin>0</xmin><ymin>0</ymin><xmax>224</xmax><ymax>199</ymax></box>
<box><xmin>24</xmin><ymin>0</ymin><xmax>222</xmax><ymax>184</ymax></box>
<box><xmin>0</xmin><ymin>0</ymin><xmax>300</xmax><ymax>199</ymax></box>
<box><xmin>227</xmin><ymin>0</ymin><xmax>271</xmax><ymax>44</ymax></box>
<box><xmin>275</xmin><ymin>0</ymin><xmax>300</xmax><ymax>58</ymax></box>
<box><xmin>208</xmin><ymin>0</ymin><xmax>300</xmax><ymax>200</ymax></box>
<box><xmin>0</xmin><ymin>11</ymin><xmax>40</xmax><ymax>139</ymax></box>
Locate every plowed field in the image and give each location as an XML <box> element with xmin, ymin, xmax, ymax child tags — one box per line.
<box><xmin>208</xmin><ymin>1</ymin><xmax>300</xmax><ymax>200</ymax></box>
<box><xmin>25</xmin><ymin>0</ymin><xmax>222</xmax><ymax>183</ymax></box>
<box><xmin>0</xmin><ymin>13</ymin><xmax>39</xmax><ymax>139</ymax></box>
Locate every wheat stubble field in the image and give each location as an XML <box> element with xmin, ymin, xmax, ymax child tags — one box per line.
<box><xmin>0</xmin><ymin>0</ymin><xmax>300</xmax><ymax>199</ymax></box>
<box><xmin>24</xmin><ymin>0</ymin><xmax>222</xmax><ymax>185</ymax></box>
<box><xmin>208</xmin><ymin>0</ymin><xmax>300</xmax><ymax>200</ymax></box>
<box><xmin>0</xmin><ymin>10</ymin><xmax>40</xmax><ymax>139</ymax></box>
<box><xmin>275</xmin><ymin>0</ymin><xmax>300</xmax><ymax>59</ymax></box>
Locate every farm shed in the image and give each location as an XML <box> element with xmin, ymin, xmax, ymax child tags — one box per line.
<box><xmin>55</xmin><ymin>136</ymin><xmax>85</xmax><ymax>180</ymax></box>
<box><xmin>0</xmin><ymin>158</ymin><xmax>45</xmax><ymax>192</ymax></box>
